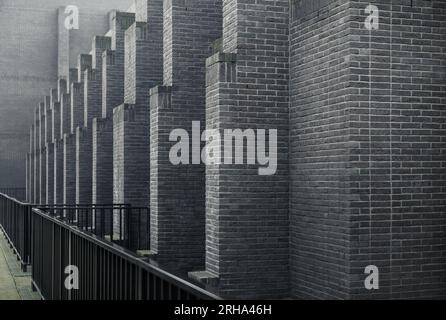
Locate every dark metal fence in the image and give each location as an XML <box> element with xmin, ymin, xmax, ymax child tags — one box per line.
<box><xmin>0</xmin><ymin>193</ymin><xmax>32</xmax><ymax>271</ymax></box>
<box><xmin>32</xmin><ymin>208</ymin><xmax>219</xmax><ymax>300</ymax></box>
<box><xmin>0</xmin><ymin>192</ymin><xmax>220</xmax><ymax>300</ymax></box>
<box><xmin>36</xmin><ymin>204</ymin><xmax>150</xmax><ymax>252</ymax></box>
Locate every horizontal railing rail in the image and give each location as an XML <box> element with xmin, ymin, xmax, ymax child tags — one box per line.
<box><xmin>32</xmin><ymin>208</ymin><xmax>220</xmax><ymax>300</ymax></box>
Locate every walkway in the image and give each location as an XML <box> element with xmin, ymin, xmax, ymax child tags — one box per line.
<box><xmin>0</xmin><ymin>230</ymin><xmax>40</xmax><ymax>300</ymax></box>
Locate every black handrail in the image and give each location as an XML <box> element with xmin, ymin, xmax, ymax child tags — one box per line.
<box><xmin>0</xmin><ymin>192</ymin><xmax>32</xmax><ymax>271</ymax></box>
<box><xmin>32</xmin><ymin>208</ymin><xmax>220</xmax><ymax>300</ymax></box>
<box><xmin>0</xmin><ymin>192</ymin><xmax>220</xmax><ymax>300</ymax></box>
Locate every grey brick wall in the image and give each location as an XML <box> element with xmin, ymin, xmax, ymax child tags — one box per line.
<box><xmin>348</xmin><ymin>0</ymin><xmax>446</xmax><ymax>299</ymax></box>
<box><xmin>100</xmin><ymin>13</ymin><xmax>136</xmax><ymax>209</ymax></box>
<box><xmin>102</xmin><ymin>51</ymin><xmax>121</xmax><ymax>119</ymax></box>
<box><xmin>39</xmin><ymin>103</ymin><xmax>47</xmax><ymax>205</ymax></box>
<box><xmin>54</xmin><ymin>139</ymin><xmax>64</xmax><ymax>204</ymax></box>
<box><xmin>67</xmin><ymin>69</ymin><xmax>79</xmax><ymax>93</ymax></box>
<box><xmin>40</xmin><ymin>147</ymin><xmax>47</xmax><ymax>205</ymax></box>
<box><xmin>52</xmin><ymin>101</ymin><xmax>63</xmax><ymax>205</ymax></box>
<box><xmin>30</xmin><ymin>125</ymin><xmax>35</xmax><ymax>203</ymax></box>
<box><xmin>290</xmin><ymin>0</ymin><xmax>446</xmax><ymax>299</ymax></box>
<box><xmin>111</xmin><ymin>14</ymin><xmax>163</xmax><ymax>250</ymax></box>
<box><xmin>71</xmin><ymin>55</ymin><xmax>91</xmax><ymax>133</ymax></box>
<box><xmin>71</xmin><ymin>83</ymin><xmax>85</xmax><ymax>134</ymax></box>
<box><xmin>26</xmin><ymin>153</ymin><xmax>30</xmax><ymax>202</ymax></box>
<box><xmin>76</xmin><ymin>126</ymin><xmax>93</xmax><ymax>205</ymax></box>
<box><xmin>84</xmin><ymin>69</ymin><xmax>102</xmax><ymax>128</ymax></box>
<box><xmin>196</xmin><ymin>0</ymin><xmax>290</xmax><ymax>299</ymax></box>
<box><xmin>63</xmin><ymin>133</ymin><xmax>76</xmax><ymax>205</ymax></box>
<box><xmin>46</xmin><ymin>142</ymin><xmax>55</xmax><ymax>205</ymax></box>
<box><xmin>90</xmin><ymin>35</ymin><xmax>113</xmax><ymax>206</ymax></box>
<box><xmin>57</xmin><ymin>79</ymin><xmax>67</xmax><ymax>101</ymax></box>
<box><xmin>52</xmin><ymin>103</ymin><xmax>61</xmax><ymax>144</ymax></box>
<box><xmin>44</xmin><ymin>96</ymin><xmax>52</xmax><ymax>147</ymax></box>
<box><xmin>149</xmin><ymin>0</ymin><xmax>222</xmax><ymax>272</ymax></box>
<box><xmin>113</xmin><ymin>5</ymin><xmax>163</xmax><ymax>213</ymax></box>
<box><xmin>103</xmin><ymin>12</ymin><xmax>136</xmax><ymax>119</ymax></box>
<box><xmin>289</xmin><ymin>0</ymin><xmax>352</xmax><ymax>299</ymax></box>
<box><xmin>61</xmin><ymin>94</ymin><xmax>71</xmax><ymax>138</ymax></box>
<box><xmin>34</xmin><ymin>109</ymin><xmax>39</xmax><ymax>204</ymax></box>
<box><xmin>21</xmin><ymin>0</ymin><xmax>446</xmax><ymax>300</ymax></box>
<box><xmin>42</xmin><ymin>97</ymin><xmax>52</xmax><ymax>205</ymax></box>
<box><xmin>93</xmin><ymin>118</ymin><xmax>114</xmax><ymax>205</ymax></box>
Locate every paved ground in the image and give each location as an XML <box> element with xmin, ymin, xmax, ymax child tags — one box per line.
<box><xmin>0</xmin><ymin>230</ymin><xmax>40</xmax><ymax>300</ymax></box>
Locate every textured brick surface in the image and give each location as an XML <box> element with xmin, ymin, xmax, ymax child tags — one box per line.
<box><xmin>93</xmin><ymin>117</ymin><xmax>113</xmax><ymax>205</ymax></box>
<box><xmin>113</xmin><ymin>9</ymin><xmax>163</xmax><ymax>210</ymax></box>
<box><xmin>34</xmin><ymin>110</ymin><xmax>39</xmax><ymax>204</ymax></box>
<box><xmin>30</xmin><ymin>125</ymin><xmax>36</xmax><ymax>203</ymax></box>
<box><xmin>54</xmin><ymin>139</ymin><xmax>64</xmax><ymax>204</ymax></box>
<box><xmin>198</xmin><ymin>0</ymin><xmax>290</xmax><ymax>299</ymax></box>
<box><xmin>348</xmin><ymin>0</ymin><xmax>446</xmax><ymax>299</ymax></box>
<box><xmin>0</xmin><ymin>0</ymin><xmax>132</xmax><ymax>190</ymax></box>
<box><xmin>76</xmin><ymin>127</ymin><xmax>92</xmax><ymax>205</ymax></box>
<box><xmin>150</xmin><ymin>0</ymin><xmax>223</xmax><ymax>272</ymax></box>
<box><xmin>60</xmin><ymin>93</ymin><xmax>71</xmax><ymax>137</ymax></box>
<box><xmin>39</xmin><ymin>102</ymin><xmax>47</xmax><ymax>205</ymax></box>
<box><xmin>46</xmin><ymin>143</ymin><xmax>54</xmax><ymax>205</ymax></box>
<box><xmin>71</xmin><ymin>83</ymin><xmax>85</xmax><ymax>135</ymax></box>
<box><xmin>63</xmin><ymin>133</ymin><xmax>76</xmax><ymax>205</ymax></box>
<box><xmin>97</xmin><ymin>12</ymin><xmax>136</xmax><ymax>210</ymax></box>
<box><xmin>103</xmin><ymin>12</ymin><xmax>135</xmax><ymax>118</ymax></box>
<box><xmin>19</xmin><ymin>0</ymin><xmax>446</xmax><ymax>300</ymax></box>
<box><xmin>289</xmin><ymin>0</ymin><xmax>351</xmax><ymax>300</ymax></box>
<box><xmin>290</xmin><ymin>0</ymin><xmax>446</xmax><ymax>299</ymax></box>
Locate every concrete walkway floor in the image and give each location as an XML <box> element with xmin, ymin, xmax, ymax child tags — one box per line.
<box><xmin>0</xmin><ymin>230</ymin><xmax>40</xmax><ymax>300</ymax></box>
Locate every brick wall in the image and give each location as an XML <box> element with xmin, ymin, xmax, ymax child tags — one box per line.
<box><xmin>75</xmin><ymin>127</ymin><xmax>93</xmax><ymax>205</ymax></box>
<box><xmin>39</xmin><ymin>103</ymin><xmax>47</xmax><ymax>204</ymax></box>
<box><xmin>112</xmin><ymin>10</ymin><xmax>163</xmax><ymax>212</ymax></box>
<box><xmin>63</xmin><ymin>133</ymin><xmax>76</xmax><ymax>205</ymax></box>
<box><xmin>61</xmin><ymin>94</ymin><xmax>71</xmax><ymax>137</ymax></box>
<box><xmin>150</xmin><ymin>0</ymin><xmax>223</xmax><ymax>272</ymax></box>
<box><xmin>289</xmin><ymin>0</ymin><xmax>351</xmax><ymax>299</ymax></box>
<box><xmin>196</xmin><ymin>0</ymin><xmax>290</xmax><ymax>299</ymax></box>
<box><xmin>46</xmin><ymin>143</ymin><xmax>55</xmax><ymax>205</ymax></box>
<box><xmin>30</xmin><ymin>125</ymin><xmax>35</xmax><ymax>203</ymax></box>
<box><xmin>84</xmin><ymin>69</ymin><xmax>102</xmax><ymax>128</ymax></box>
<box><xmin>71</xmin><ymin>83</ymin><xmax>85</xmax><ymax>134</ymax></box>
<box><xmin>348</xmin><ymin>0</ymin><xmax>446</xmax><ymax>299</ymax></box>
<box><xmin>54</xmin><ymin>139</ymin><xmax>64</xmax><ymax>204</ymax></box>
<box><xmin>290</xmin><ymin>0</ymin><xmax>446</xmax><ymax>299</ymax></box>
<box><xmin>93</xmin><ymin>118</ymin><xmax>114</xmax><ymax>204</ymax></box>
<box><xmin>35</xmin><ymin>105</ymin><xmax>42</xmax><ymax>204</ymax></box>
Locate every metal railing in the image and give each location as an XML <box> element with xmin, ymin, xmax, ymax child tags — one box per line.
<box><xmin>0</xmin><ymin>193</ymin><xmax>32</xmax><ymax>271</ymax></box>
<box><xmin>0</xmin><ymin>192</ymin><xmax>220</xmax><ymax>300</ymax></box>
<box><xmin>36</xmin><ymin>204</ymin><xmax>150</xmax><ymax>252</ymax></box>
<box><xmin>32</xmin><ymin>208</ymin><xmax>219</xmax><ymax>300</ymax></box>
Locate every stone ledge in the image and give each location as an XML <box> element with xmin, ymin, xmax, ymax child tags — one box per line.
<box><xmin>188</xmin><ymin>271</ymin><xmax>219</xmax><ymax>287</ymax></box>
<box><xmin>136</xmin><ymin>250</ymin><xmax>156</xmax><ymax>259</ymax></box>
<box><xmin>206</xmin><ymin>52</ymin><xmax>237</xmax><ymax>68</ymax></box>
